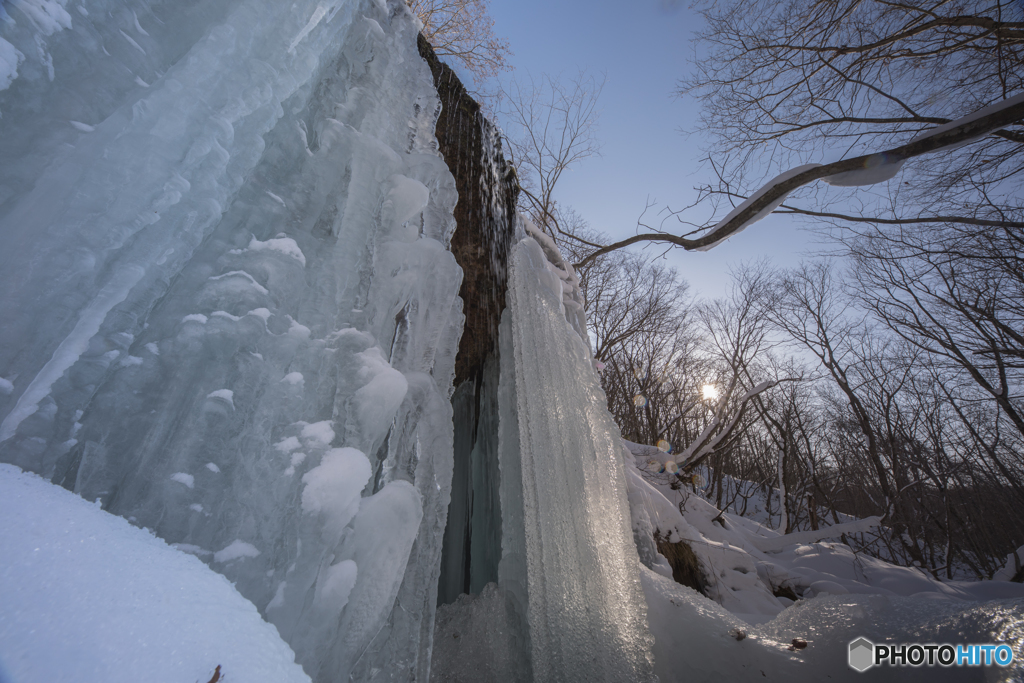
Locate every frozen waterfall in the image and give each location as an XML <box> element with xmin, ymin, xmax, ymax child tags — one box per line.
<box><xmin>498</xmin><ymin>230</ymin><xmax>658</xmax><ymax>682</ymax></box>
<box><xmin>0</xmin><ymin>0</ymin><xmax>657</xmax><ymax>680</ymax></box>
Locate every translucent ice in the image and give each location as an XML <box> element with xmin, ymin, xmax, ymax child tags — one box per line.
<box><xmin>1</xmin><ymin>0</ymin><xmax>462</xmax><ymax>680</ymax></box>
<box><xmin>499</xmin><ymin>233</ymin><xmax>658</xmax><ymax>682</ymax></box>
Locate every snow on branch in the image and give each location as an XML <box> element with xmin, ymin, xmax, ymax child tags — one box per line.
<box><xmin>575</xmin><ymin>92</ymin><xmax>1024</xmax><ymax>267</ymax></box>
<box><xmin>677</xmin><ymin>379</ymin><xmax>794</xmax><ymax>472</ymax></box>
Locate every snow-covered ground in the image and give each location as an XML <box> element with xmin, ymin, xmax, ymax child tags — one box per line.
<box><xmin>623</xmin><ymin>440</ymin><xmax>1024</xmax><ymax>681</ymax></box>
<box><xmin>625</xmin><ymin>440</ymin><xmax>1024</xmax><ymax>617</ymax></box>
<box><xmin>0</xmin><ymin>464</ymin><xmax>311</xmax><ymax>683</ymax></box>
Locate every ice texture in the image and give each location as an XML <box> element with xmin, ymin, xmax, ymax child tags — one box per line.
<box><xmin>0</xmin><ymin>0</ymin><xmax>463</xmax><ymax>680</ymax></box>
<box><xmin>500</xmin><ymin>233</ymin><xmax>658</xmax><ymax>681</ymax></box>
<box><xmin>0</xmin><ymin>38</ymin><xmax>23</xmax><ymax>92</ymax></box>
<box><xmin>429</xmin><ymin>583</ymin><xmax>530</xmax><ymax>683</ymax></box>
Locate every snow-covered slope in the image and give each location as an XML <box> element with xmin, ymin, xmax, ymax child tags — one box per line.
<box><xmin>622</xmin><ymin>440</ymin><xmax>1024</xmax><ymax>680</ymax></box>
<box><xmin>0</xmin><ymin>464</ymin><xmax>310</xmax><ymax>683</ymax></box>
<box><xmin>625</xmin><ymin>440</ymin><xmax>1024</xmax><ymax>618</ymax></box>
<box><xmin>642</xmin><ymin>567</ymin><xmax>1024</xmax><ymax>682</ymax></box>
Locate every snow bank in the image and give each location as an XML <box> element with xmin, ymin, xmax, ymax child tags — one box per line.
<box><xmin>623</xmin><ymin>439</ymin><xmax>1024</xmax><ymax>634</ymax></box>
<box><xmin>643</xmin><ymin>564</ymin><xmax>1024</xmax><ymax>682</ymax></box>
<box><xmin>0</xmin><ymin>464</ymin><xmax>310</xmax><ymax>683</ymax></box>
<box><xmin>0</xmin><ymin>38</ymin><xmax>23</xmax><ymax>92</ymax></box>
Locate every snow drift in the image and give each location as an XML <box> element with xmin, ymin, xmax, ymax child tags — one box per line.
<box><xmin>0</xmin><ymin>464</ymin><xmax>310</xmax><ymax>683</ymax></box>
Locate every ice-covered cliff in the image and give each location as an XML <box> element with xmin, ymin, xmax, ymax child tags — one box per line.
<box><xmin>0</xmin><ymin>1</ymin><xmax>656</xmax><ymax>681</ymax></box>
<box><xmin>1</xmin><ymin>0</ymin><xmax>462</xmax><ymax>679</ymax></box>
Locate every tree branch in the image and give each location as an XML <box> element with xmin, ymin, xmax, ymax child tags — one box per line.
<box><xmin>575</xmin><ymin>94</ymin><xmax>1024</xmax><ymax>268</ymax></box>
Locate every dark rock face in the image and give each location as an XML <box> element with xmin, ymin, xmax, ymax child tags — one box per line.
<box><xmin>654</xmin><ymin>531</ymin><xmax>709</xmax><ymax>595</ymax></box>
<box><xmin>417</xmin><ymin>36</ymin><xmax>518</xmax><ymax>605</ymax></box>
<box><xmin>417</xmin><ymin>35</ymin><xmax>518</xmax><ymax>387</ymax></box>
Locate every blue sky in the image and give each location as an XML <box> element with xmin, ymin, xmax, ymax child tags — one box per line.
<box><xmin>485</xmin><ymin>0</ymin><xmax>818</xmax><ymax>299</ymax></box>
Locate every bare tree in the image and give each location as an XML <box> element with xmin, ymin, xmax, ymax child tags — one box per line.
<box><xmin>498</xmin><ymin>71</ymin><xmax>604</xmax><ymax>237</ymax></box>
<box><xmin>841</xmin><ymin>226</ymin><xmax>1024</xmax><ymax>514</ymax></box>
<box><xmin>572</xmin><ymin>0</ymin><xmax>1024</xmax><ymax>266</ymax></box>
<box><xmin>408</xmin><ymin>0</ymin><xmax>511</xmax><ymax>80</ymax></box>
<box><xmin>761</xmin><ymin>264</ymin><xmax>919</xmax><ymax>548</ymax></box>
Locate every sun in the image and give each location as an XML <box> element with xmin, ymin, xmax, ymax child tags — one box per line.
<box><xmin>702</xmin><ymin>384</ymin><xmax>719</xmax><ymax>401</ymax></box>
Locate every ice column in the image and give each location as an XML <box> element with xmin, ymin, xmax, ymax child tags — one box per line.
<box><xmin>500</xmin><ymin>233</ymin><xmax>659</xmax><ymax>682</ymax></box>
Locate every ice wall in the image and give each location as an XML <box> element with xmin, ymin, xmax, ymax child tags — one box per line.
<box><xmin>0</xmin><ymin>0</ymin><xmax>463</xmax><ymax>680</ymax></box>
<box><xmin>1</xmin><ymin>1</ymin><xmax>662</xmax><ymax>681</ymax></box>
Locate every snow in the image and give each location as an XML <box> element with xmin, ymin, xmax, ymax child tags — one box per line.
<box><xmin>822</xmin><ymin>153</ymin><xmax>906</xmax><ymax>187</ymax></box>
<box><xmin>282</xmin><ymin>371</ymin><xmax>305</xmax><ymax>385</ymax></box>
<box><xmin>206</xmin><ymin>462</ymin><xmax>220</xmax><ymax>473</ymax></box>
<box><xmin>382</xmin><ymin>173</ymin><xmax>431</xmax><ymax>241</ymax></box>
<box><xmin>0</xmin><ymin>378</ymin><xmax>12</xmax><ymax>395</ymax></box>
<box><xmin>620</xmin><ymin>434</ymin><xmax>1024</xmax><ymax>678</ymax></box>
<box><xmin>744</xmin><ymin>515</ymin><xmax>882</xmax><ymax>553</ymax></box>
<box><xmin>206</xmin><ymin>388</ymin><xmax>235</xmax><ymax>408</ymax></box>
<box><xmin>0</xmin><ymin>464</ymin><xmax>310</xmax><ymax>683</ymax></box>
<box><xmin>326</xmin><ymin>479</ymin><xmax>424</xmax><ymax>677</ymax></box>
<box><xmin>10</xmin><ymin>0</ymin><xmax>72</xmax><ymax>37</ymax></box>
<box><xmin>641</xmin><ymin>564</ymin><xmax>1024</xmax><ymax>682</ymax></box>
<box><xmin>172</xmin><ymin>543</ymin><xmax>212</xmax><ymax>558</ymax></box>
<box><xmin>719</xmin><ymin>94</ymin><xmax>1024</xmax><ymax>221</ymax></box>
<box><xmin>349</xmin><ymin>347</ymin><xmax>409</xmax><ymax>453</ymax></box>
<box><xmin>993</xmin><ymin>546</ymin><xmax>1024</xmax><ymax>582</ymax></box>
<box><xmin>284</xmin><ymin>451</ymin><xmax>307</xmax><ymax>476</ymax></box>
<box><xmin>288</xmin><ymin>317</ymin><xmax>311</xmax><ymax>339</ymax></box>
<box><xmin>275</xmin><ymin>435</ymin><xmax>302</xmax><ymax>453</ymax></box>
<box><xmin>299</xmin><ymin>420</ymin><xmax>335</xmax><ymax>447</ymax></box>
<box><xmin>214</xmin><ymin>539</ymin><xmax>261</xmax><ymax>563</ymax></box>
<box><xmin>300</xmin><ymin>447</ymin><xmax>371</xmax><ymax>534</ymax></box>
<box><xmin>821</xmin><ymin>94</ymin><xmax>1024</xmax><ymax>187</ymax></box>
<box><xmin>912</xmin><ymin>91</ymin><xmax>1024</xmax><ymax>145</ymax></box>
<box><xmin>231</xmin><ymin>235</ymin><xmax>307</xmax><ymax>266</ymax></box>
<box><xmin>211</xmin><ymin>310</ymin><xmax>242</xmax><ymax>321</ymax></box>
<box><xmin>695</xmin><ymin>165</ymin><xmax>821</xmax><ymax>251</ymax></box>
<box><xmin>318</xmin><ymin>559</ymin><xmax>358</xmax><ymax>608</ymax></box>
<box><xmin>170</xmin><ymin>472</ymin><xmax>194</xmax><ymax>489</ymax></box>
<box><xmin>208</xmin><ymin>269</ymin><xmax>270</xmax><ymax>295</ymax></box>
<box><xmin>622</xmin><ymin>435</ymin><xmax>1024</xmax><ymax>659</ymax></box>
<box><xmin>0</xmin><ymin>38</ymin><xmax>23</xmax><ymax>92</ymax></box>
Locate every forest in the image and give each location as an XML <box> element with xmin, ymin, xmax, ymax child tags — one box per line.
<box><xmin>466</xmin><ymin>0</ymin><xmax>1024</xmax><ymax>582</ymax></box>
